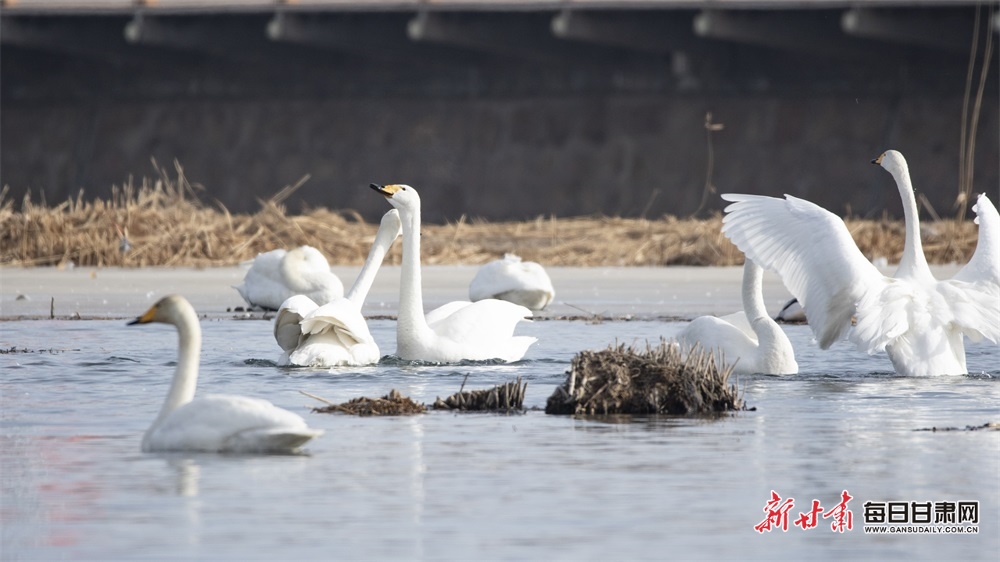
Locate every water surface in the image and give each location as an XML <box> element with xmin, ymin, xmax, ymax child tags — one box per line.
<box><xmin>2</xmin><ymin>318</ymin><xmax>998</xmax><ymax>560</ymax></box>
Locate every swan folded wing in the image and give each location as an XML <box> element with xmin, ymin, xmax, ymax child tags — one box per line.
<box><xmin>429</xmin><ymin>299</ymin><xmax>536</xmax><ymax>360</ymax></box>
<box><xmin>273</xmin><ymin>295</ymin><xmax>319</xmax><ymax>352</ymax></box>
<box><xmin>298</xmin><ymin>299</ymin><xmax>374</xmax><ymax>348</ymax></box>
<box><xmin>952</xmin><ymin>194</ymin><xmax>1000</xmax><ymax>286</ymax></box>
<box><xmin>721</xmin><ymin>193</ymin><xmax>885</xmax><ymax>348</ymax></box>
<box><xmin>717</xmin><ymin>311</ymin><xmax>756</xmax><ymax>342</ymax></box>
<box><xmin>425</xmin><ymin>301</ymin><xmax>474</xmax><ymax>327</ymax></box>
<box><xmin>147</xmin><ymin>394</ymin><xmax>318</xmax><ymax>453</ymax></box>
<box><xmin>678</xmin><ymin>316</ymin><xmax>758</xmax><ymax>357</ymax></box>
<box><xmin>234</xmin><ymin>249</ymin><xmax>290</xmax><ymax>307</ymax></box>
<box><xmin>470</xmin><ymin>257</ymin><xmax>553</xmax><ymax>302</ymax></box>
<box><xmin>286</xmin><ymin>331</ymin><xmax>372</xmax><ymax>367</ymax></box>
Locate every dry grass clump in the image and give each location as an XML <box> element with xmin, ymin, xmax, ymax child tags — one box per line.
<box><xmin>0</xmin><ymin>161</ymin><xmax>386</xmax><ymax>268</ymax></box>
<box><xmin>432</xmin><ymin>376</ymin><xmax>527</xmax><ymax>412</ymax></box>
<box><xmin>545</xmin><ymin>340</ymin><xmax>746</xmax><ymax>416</ymax></box>
<box><xmin>0</xmin><ymin>163</ymin><xmax>984</xmax><ymax>268</ymax></box>
<box><xmin>310</xmin><ymin>389</ymin><xmax>426</xmax><ymax>416</ymax></box>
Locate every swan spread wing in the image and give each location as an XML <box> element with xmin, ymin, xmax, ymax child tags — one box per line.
<box><xmin>146</xmin><ymin>394</ymin><xmax>322</xmax><ymax>453</ymax></box>
<box><xmin>953</xmin><ymin>193</ymin><xmax>1000</xmax><ymax>286</ymax></box>
<box><xmin>721</xmin><ymin>193</ymin><xmax>886</xmax><ymax>349</ymax></box>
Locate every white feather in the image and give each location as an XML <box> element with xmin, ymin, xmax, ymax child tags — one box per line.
<box><xmin>373</xmin><ymin>183</ymin><xmax>536</xmax><ymax>363</ymax></box>
<box><xmin>721</xmin><ymin>150</ymin><xmax>999</xmax><ymax>376</ymax></box>
<box><xmin>469</xmin><ymin>253</ymin><xmax>555</xmax><ymax>310</ymax></box>
<box><xmin>130</xmin><ymin>295</ymin><xmax>322</xmax><ymax>454</ymax></box>
<box><xmin>273</xmin><ymin>210</ymin><xmax>402</xmax><ymax>367</ymax></box>
<box><xmin>677</xmin><ymin>260</ymin><xmax>798</xmax><ymax>375</ymax></box>
<box><xmin>233</xmin><ymin>246</ymin><xmax>343</xmax><ymax>310</ymax></box>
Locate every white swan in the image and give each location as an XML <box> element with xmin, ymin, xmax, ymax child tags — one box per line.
<box><xmin>273</xmin><ymin>210</ymin><xmax>402</xmax><ymax>367</ymax></box>
<box><xmin>233</xmin><ymin>245</ymin><xmax>343</xmax><ymax>310</ymax></box>
<box><xmin>721</xmin><ymin>150</ymin><xmax>1000</xmax><ymax>376</ymax></box>
<box><xmin>469</xmin><ymin>253</ymin><xmax>556</xmax><ymax>311</ymax></box>
<box><xmin>677</xmin><ymin>260</ymin><xmax>799</xmax><ymax>375</ymax></box>
<box><xmin>129</xmin><ymin>295</ymin><xmax>323</xmax><ymax>453</ymax></box>
<box><xmin>371</xmin><ymin>183</ymin><xmax>537</xmax><ymax>363</ymax></box>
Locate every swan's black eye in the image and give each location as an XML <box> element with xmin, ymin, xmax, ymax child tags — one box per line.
<box><xmin>401</xmin><ymin>187</ymin><xmax>407</xmax><ymax>191</ymax></box>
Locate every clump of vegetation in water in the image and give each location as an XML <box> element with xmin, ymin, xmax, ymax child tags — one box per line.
<box><xmin>545</xmin><ymin>340</ymin><xmax>749</xmax><ymax>416</ymax></box>
<box><xmin>432</xmin><ymin>376</ymin><xmax>526</xmax><ymax>412</ymax></box>
<box><xmin>311</xmin><ymin>389</ymin><xmax>426</xmax><ymax>416</ymax></box>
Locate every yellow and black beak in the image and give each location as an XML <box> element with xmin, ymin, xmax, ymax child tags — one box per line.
<box><xmin>870</xmin><ymin>153</ymin><xmax>885</xmax><ymax>165</ymax></box>
<box><xmin>370</xmin><ymin>183</ymin><xmax>402</xmax><ymax>198</ymax></box>
<box><xmin>127</xmin><ymin>304</ymin><xmax>158</xmax><ymax>326</ymax></box>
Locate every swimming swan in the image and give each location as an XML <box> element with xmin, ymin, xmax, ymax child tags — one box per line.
<box><xmin>371</xmin><ymin>183</ymin><xmax>537</xmax><ymax>363</ymax></box>
<box><xmin>721</xmin><ymin>150</ymin><xmax>1000</xmax><ymax>376</ymax></box>
<box><xmin>273</xmin><ymin>210</ymin><xmax>402</xmax><ymax>367</ymax></box>
<box><xmin>129</xmin><ymin>295</ymin><xmax>323</xmax><ymax>453</ymax></box>
<box><xmin>234</xmin><ymin>245</ymin><xmax>344</xmax><ymax>310</ymax></box>
<box><xmin>469</xmin><ymin>253</ymin><xmax>556</xmax><ymax>311</ymax></box>
<box><xmin>677</xmin><ymin>259</ymin><xmax>799</xmax><ymax>375</ymax></box>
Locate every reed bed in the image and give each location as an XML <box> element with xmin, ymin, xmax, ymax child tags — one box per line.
<box><xmin>308</xmin><ymin>389</ymin><xmax>427</xmax><ymax>416</ymax></box>
<box><xmin>0</xmin><ymin>165</ymin><xmax>983</xmax><ymax>268</ymax></box>
<box><xmin>431</xmin><ymin>376</ymin><xmax>527</xmax><ymax>412</ymax></box>
<box><xmin>545</xmin><ymin>340</ymin><xmax>746</xmax><ymax>416</ymax></box>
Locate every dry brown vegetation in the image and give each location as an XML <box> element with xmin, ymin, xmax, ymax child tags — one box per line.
<box><xmin>545</xmin><ymin>340</ymin><xmax>746</xmax><ymax>416</ymax></box>
<box><xmin>309</xmin><ymin>389</ymin><xmax>427</xmax><ymax>416</ymax></box>
<box><xmin>431</xmin><ymin>376</ymin><xmax>527</xmax><ymax>412</ymax></box>
<box><xmin>0</xmin><ymin>163</ymin><xmax>983</xmax><ymax>268</ymax></box>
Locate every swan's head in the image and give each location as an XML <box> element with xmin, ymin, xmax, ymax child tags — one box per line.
<box><xmin>370</xmin><ymin>184</ymin><xmax>419</xmax><ymax>212</ymax></box>
<box><xmin>871</xmin><ymin>150</ymin><xmax>908</xmax><ymax>178</ymax></box>
<box><xmin>128</xmin><ymin>295</ymin><xmax>194</xmax><ymax>326</ymax></box>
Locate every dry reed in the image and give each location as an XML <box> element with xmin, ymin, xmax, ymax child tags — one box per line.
<box><xmin>309</xmin><ymin>389</ymin><xmax>426</xmax><ymax>416</ymax></box>
<box><xmin>545</xmin><ymin>340</ymin><xmax>746</xmax><ymax>416</ymax></box>
<box><xmin>431</xmin><ymin>376</ymin><xmax>527</xmax><ymax>412</ymax></box>
<box><xmin>0</xmin><ymin>164</ymin><xmax>983</xmax><ymax>268</ymax></box>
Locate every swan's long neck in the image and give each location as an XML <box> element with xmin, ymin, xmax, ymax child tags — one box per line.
<box><xmin>397</xmin><ymin>203</ymin><xmax>432</xmax><ymax>338</ymax></box>
<box><xmin>743</xmin><ymin>260</ymin><xmax>787</xmax><ymax>354</ymax></box>
<box><xmin>346</xmin><ymin>221</ymin><xmax>397</xmax><ymax>306</ymax></box>
<box><xmin>741</xmin><ymin>260</ymin><xmax>768</xmax><ymax>323</ymax></box>
<box><xmin>154</xmin><ymin>307</ymin><xmax>201</xmax><ymax>424</ymax></box>
<box><xmin>892</xmin><ymin>165</ymin><xmax>932</xmax><ymax>280</ymax></box>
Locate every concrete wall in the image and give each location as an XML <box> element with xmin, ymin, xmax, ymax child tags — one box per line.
<box><xmin>2</xmin><ymin>18</ymin><xmax>997</xmax><ymax>223</ymax></box>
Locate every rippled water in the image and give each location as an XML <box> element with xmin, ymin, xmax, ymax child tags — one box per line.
<box><xmin>2</xmin><ymin>318</ymin><xmax>998</xmax><ymax>560</ymax></box>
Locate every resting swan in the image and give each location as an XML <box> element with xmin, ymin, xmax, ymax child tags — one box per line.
<box><xmin>677</xmin><ymin>259</ymin><xmax>798</xmax><ymax>375</ymax></box>
<box><xmin>469</xmin><ymin>253</ymin><xmax>556</xmax><ymax>311</ymax></box>
<box><xmin>129</xmin><ymin>295</ymin><xmax>323</xmax><ymax>453</ymax></box>
<box><xmin>273</xmin><ymin>210</ymin><xmax>402</xmax><ymax>367</ymax></box>
<box><xmin>233</xmin><ymin>245</ymin><xmax>343</xmax><ymax>310</ymax></box>
<box><xmin>371</xmin><ymin>183</ymin><xmax>537</xmax><ymax>363</ymax></box>
<box><xmin>721</xmin><ymin>150</ymin><xmax>1000</xmax><ymax>376</ymax></box>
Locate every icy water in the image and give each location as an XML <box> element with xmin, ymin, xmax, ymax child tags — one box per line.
<box><xmin>2</xmin><ymin>317</ymin><xmax>998</xmax><ymax>560</ymax></box>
